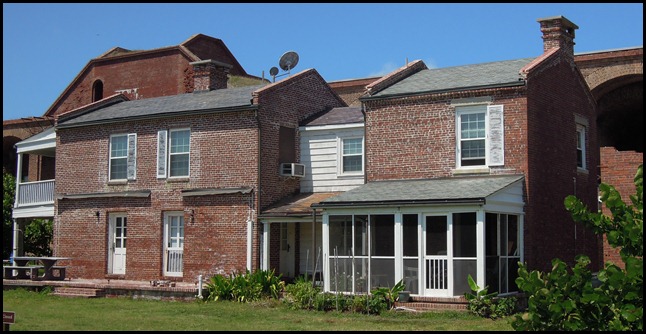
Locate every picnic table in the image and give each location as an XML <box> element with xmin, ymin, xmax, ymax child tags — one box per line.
<box><xmin>4</xmin><ymin>256</ymin><xmax>71</xmax><ymax>281</ymax></box>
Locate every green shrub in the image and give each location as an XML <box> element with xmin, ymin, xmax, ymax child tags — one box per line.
<box><xmin>283</xmin><ymin>279</ymin><xmax>321</xmax><ymax>310</ymax></box>
<box><xmin>205</xmin><ymin>269</ymin><xmax>284</xmax><ymax>303</ymax></box>
<box><xmin>370</xmin><ymin>279</ymin><xmax>405</xmax><ymax>311</ymax></box>
<box><xmin>512</xmin><ymin>164</ymin><xmax>643</xmax><ymax>331</ymax></box>
<box><xmin>464</xmin><ymin>275</ymin><xmax>517</xmax><ymax>320</ymax></box>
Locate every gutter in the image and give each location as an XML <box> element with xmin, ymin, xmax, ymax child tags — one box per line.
<box><xmin>311</xmin><ymin>197</ymin><xmax>485</xmax><ymax>209</ymax></box>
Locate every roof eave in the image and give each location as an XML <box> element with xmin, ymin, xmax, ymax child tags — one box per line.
<box><xmin>360</xmin><ymin>81</ymin><xmax>526</xmax><ymax>102</ymax></box>
<box><xmin>56</xmin><ymin>105</ymin><xmax>259</xmax><ymax>129</ymax></box>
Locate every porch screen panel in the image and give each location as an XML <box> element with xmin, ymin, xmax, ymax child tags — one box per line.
<box><xmin>370</xmin><ymin>215</ymin><xmax>394</xmax><ymax>256</ymax></box>
<box><xmin>485</xmin><ymin>212</ymin><xmax>500</xmax><ymax>293</ymax></box>
<box><xmin>329</xmin><ymin>257</ymin><xmax>352</xmax><ymax>293</ymax></box>
<box><xmin>403</xmin><ymin>214</ymin><xmax>419</xmax><ymax>294</ymax></box>
<box><xmin>354</xmin><ymin>215</ymin><xmax>368</xmax><ymax>256</ymax></box>
<box><xmin>329</xmin><ymin>215</ymin><xmax>352</xmax><ymax>256</ymax></box>
<box><xmin>453</xmin><ymin>212</ymin><xmax>477</xmax><ymax>295</ymax></box>
<box><xmin>370</xmin><ymin>258</ymin><xmax>395</xmax><ymax>289</ymax></box>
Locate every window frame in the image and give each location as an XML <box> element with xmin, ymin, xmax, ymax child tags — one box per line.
<box><xmin>168</xmin><ymin>128</ymin><xmax>191</xmax><ymax>178</ymax></box>
<box><xmin>456</xmin><ymin>107</ymin><xmax>487</xmax><ymax>169</ymax></box>
<box><xmin>338</xmin><ymin>136</ymin><xmax>364</xmax><ymax>175</ymax></box>
<box><xmin>109</xmin><ymin>134</ymin><xmax>129</xmax><ymax>181</ymax></box>
<box><xmin>576</xmin><ymin>123</ymin><xmax>587</xmax><ymax>170</ymax></box>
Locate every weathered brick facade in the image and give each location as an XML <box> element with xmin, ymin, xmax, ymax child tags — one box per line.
<box><xmin>54</xmin><ymin>68</ymin><xmax>344</xmax><ymax>281</ymax></box>
<box><xmin>362</xmin><ymin>49</ymin><xmax>601</xmax><ymax>272</ymax></box>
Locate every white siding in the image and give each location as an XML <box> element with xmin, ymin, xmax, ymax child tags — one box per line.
<box><xmin>300</xmin><ymin>126</ymin><xmax>365</xmax><ymax>192</ymax></box>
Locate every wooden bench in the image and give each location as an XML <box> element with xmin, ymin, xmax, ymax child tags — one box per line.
<box><xmin>3</xmin><ymin>265</ymin><xmax>44</xmax><ymax>280</ymax></box>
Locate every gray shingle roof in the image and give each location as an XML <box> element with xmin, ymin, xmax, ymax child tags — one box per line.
<box><xmin>312</xmin><ymin>174</ymin><xmax>524</xmax><ymax>208</ymax></box>
<box><xmin>368</xmin><ymin>58</ymin><xmax>534</xmax><ymax>98</ymax></box>
<box><xmin>58</xmin><ymin>85</ymin><xmax>264</xmax><ymax>127</ymax></box>
<box><xmin>301</xmin><ymin>107</ymin><xmax>363</xmax><ymax>127</ymax></box>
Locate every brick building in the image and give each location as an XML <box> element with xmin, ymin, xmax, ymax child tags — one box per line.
<box><xmin>6</xmin><ymin>15</ymin><xmax>642</xmax><ymax>298</ymax></box>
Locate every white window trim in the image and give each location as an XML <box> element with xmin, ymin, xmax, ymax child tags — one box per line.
<box><xmin>456</xmin><ymin>107</ymin><xmax>487</xmax><ymax>169</ymax></box>
<box><xmin>337</xmin><ymin>136</ymin><xmax>364</xmax><ymax>176</ymax></box>
<box><xmin>109</xmin><ymin>133</ymin><xmax>130</xmax><ymax>181</ymax></box>
<box><xmin>576</xmin><ymin>123</ymin><xmax>587</xmax><ymax>171</ymax></box>
<box><xmin>168</xmin><ymin>128</ymin><xmax>191</xmax><ymax>178</ymax></box>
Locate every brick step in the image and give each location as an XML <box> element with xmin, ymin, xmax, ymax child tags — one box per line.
<box><xmin>394</xmin><ymin>295</ymin><xmax>469</xmax><ymax>312</ymax></box>
<box><xmin>52</xmin><ymin>287</ymin><xmax>106</xmax><ymax>298</ymax></box>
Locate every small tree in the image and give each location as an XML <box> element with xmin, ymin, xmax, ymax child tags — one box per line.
<box><xmin>512</xmin><ymin>164</ymin><xmax>643</xmax><ymax>331</ymax></box>
<box><xmin>3</xmin><ymin>171</ymin><xmax>16</xmax><ymax>259</ymax></box>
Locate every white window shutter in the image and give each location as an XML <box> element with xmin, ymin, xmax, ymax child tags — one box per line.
<box><xmin>127</xmin><ymin>133</ymin><xmax>137</xmax><ymax>180</ymax></box>
<box><xmin>157</xmin><ymin>130</ymin><xmax>167</xmax><ymax>178</ymax></box>
<box><xmin>487</xmin><ymin>105</ymin><xmax>504</xmax><ymax>166</ymax></box>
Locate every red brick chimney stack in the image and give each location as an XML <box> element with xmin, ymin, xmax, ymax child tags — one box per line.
<box><xmin>190</xmin><ymin>59</ymin><xmax>232</xmax><ymax>92</ymax></box>
<box><xmin>537</xmin><ymin>16</ymin><xmax>579</xmax><ymax>58</ymax></box>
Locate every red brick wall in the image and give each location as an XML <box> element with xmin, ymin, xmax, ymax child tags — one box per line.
<box><xmin>599</xmin><ymin>147</ymin><xmax>643</xmax><ymax>269</ymax></box>
<box><xmin>55</xmin><ymin>110</ymin><xmax>260</xmax><ymax>281</ymax></box>
<box><xmin>524</xmin><ymin>53</ymin><xmax>601</xmax><ymax>272</ymax></box>
<box><xmin>50</xmin><ymin>51</ymin><xmax>192</xmax><ymax>117</ymax></box>
<box><xmin>363</xmin><ymin>52</ymin><xmax>601</xmax><ymax>273</ymax></box>
<box><xmin>255</xmin><ymin>69</ymin><xmax>346</xmax><ymax>211</ymax></box>
<box><xmin>364</xmin><ymin>87</ymin><xmax>528</xmax><ymax>181</ymax></box>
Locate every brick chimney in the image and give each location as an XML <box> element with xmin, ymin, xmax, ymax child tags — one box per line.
<box><xmin>537</xmin><ymin>16</ymin><xmax>578</xmax><ymax>58</ymax></box>
<box><xmin>190</xmin><ymin>59</ymin><xmax>232</xmax><ymax>92</ymax></box>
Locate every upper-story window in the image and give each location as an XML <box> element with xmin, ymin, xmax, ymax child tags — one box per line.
<box><xmin>109</xmin><ymin>133</ymin><xmax>137</xmax><ymax>181</ymax></box>
<box><xmin>157</xmin><ymin>128</ymin><xmax>190</xmax><ymax>179</ymax></box>
<box><xmin>455</xmin><ymin>104</ymin><xmax>504</xmax><ymax>169</ymax></box>
<box><xmin>576</xmin><ymin>124</ymin><xmax>587</xmax><ymax>170</ymax></box>
<box><xmin>340</xmin><ymin>137</ymin><xmax>363</xmax><ymax>174</ymax></box>
<box><xmin>92</xmin><ymin>80</ymin><xmax>104</xmax><ymax>102</ymax></box>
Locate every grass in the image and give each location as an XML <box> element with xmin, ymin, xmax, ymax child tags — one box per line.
<box><xmin>2</xmin><ymin>288</ymin><xmax>515</xmax><ymax>331</ymax></box>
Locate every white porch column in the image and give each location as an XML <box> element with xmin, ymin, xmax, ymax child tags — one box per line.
<box><xmin>13</xmin><ymin>152</ymin><xmax>23</xmax><ymax>208</ymax></box>
<box><xmin>246</xmin><ymin>219</ymin><xmax>253</xmax><ymax>271</ymax></box>
<box><xmin>321</xmin><ymin>212</ymin><xmax>329</xmax><ymax>292</ymax></box>
<box><xmin>476</xmin><ymin>209</ymin><xmax>485</xmax><ymax>289</ymax></box>
<box><xmin>394</xmin><ymin>211</ymin><xmax>402</xmax><ymax>283</ymax></box>
<box><xmin>261</xmin><ymin>222</ymin><xmax>270</xmax><ymax>271</ymax></box>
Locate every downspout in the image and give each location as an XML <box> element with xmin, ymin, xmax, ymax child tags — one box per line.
<box><xmin>360</xmin><ymin>102</ymin><xmax>368</xmax><ymax>184</ymax></box>
<box><xmin>311</xmin><ymin>209</ymin><xmax>316</xmax><ymax>281</ymax></box>
<box><xmin>255</xmin><ymin>107</ymin><xmax>261</xmax><ymax>271</ymax></box>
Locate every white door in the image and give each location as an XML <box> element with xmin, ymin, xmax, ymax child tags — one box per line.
<box><xmin>109</xmin><ymin>214</ymin><xmax>127</xmax><ymax>275</ymax></box>
<box><xmin>423</xmin><ymin>214</ymin><xmax>449</xmax><ymax>297</ymax></box>
<box><xmin>279</xmin><ymin>224</ymin><xmax>295</xmax><ymax>278</ymax></box>
<box><xmin>163</xmin><ymin>212</ymin><xmax>184</xmax><ymax>277</ymax></box>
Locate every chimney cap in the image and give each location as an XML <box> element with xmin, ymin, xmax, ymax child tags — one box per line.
<box><xmin>189</xmin><ymin>59</ymin><xmax>233</xmax><ymax>69</ymax></box>
<box><xmin>536</xmin><ymin>15</ymin><xmax>579</xmax><ymax>30</ymax></box>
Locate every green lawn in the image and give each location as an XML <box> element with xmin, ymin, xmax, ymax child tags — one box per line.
<box><xmin>3</xmin><ymin>288</ymin><xmax>515</xmax><ymax>331</ymax></box>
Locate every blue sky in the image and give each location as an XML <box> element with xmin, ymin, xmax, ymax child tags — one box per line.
<box><xmin>2</xmin><ymin>3</ymin><xmax>643</xmax><ymax>121</ymax></box>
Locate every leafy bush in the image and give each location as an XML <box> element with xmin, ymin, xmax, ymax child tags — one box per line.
<box><xmin>512</xmin><ymin>164</ymin><xmax>643</xmax><ymax>331</ymax></box>
<box><xmin>370</xmin><ymin>279</ymin><xmax>406</xmax><ymax>311</ymax></box>
<box><xmin>283</xmin><ymin>277</ymin><xmax>321</xmax><ymax>310</ymax></box>
<box><xmin>204</xmin><ymin>269</ymin><xmax>284</xmax><ymax>303</ymax></box>
<box><xmin>464</xmin><ymin>274</ymin><xmax>517</xmax><ymax>319</ymax></box>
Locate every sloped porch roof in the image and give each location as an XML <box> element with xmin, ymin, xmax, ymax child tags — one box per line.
<box><xmin>311</xmin><ymin>174</ymin><xmax>525</xmax><ymax>208</ymax></box>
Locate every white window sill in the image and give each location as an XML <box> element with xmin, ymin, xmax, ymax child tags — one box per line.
<box><xmin>166</xmin><ymin>177</ymin><xmax>190</xmax><ymax>183</ymax></box>
<box><xmin>452</xmin><ymin>167</ymin><xmax>491</xmax><ymax>175</ymax></box>
<box><xmin>108</xmin><ymin>180</ymin><xmax>128</xmax><ymax>185</ymax></box>
<box><xmin>577</xmin><ymin>167</ymin><xmax>589</xmax><ymax>174</ymax></box>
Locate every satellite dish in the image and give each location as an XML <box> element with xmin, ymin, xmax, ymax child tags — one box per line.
<box><xmin>279</xmin><ymin>51</ymin><xmax>299</xmax><ymax>72</ymax></box>
<box><xmin>269</xmin><ymin>67</ymin><xmax>279</xmax><ymax>76</ymax></box>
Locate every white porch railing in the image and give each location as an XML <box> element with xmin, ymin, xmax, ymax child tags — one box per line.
<box><xmin>16</xmin><ymin>180</ymin><xmax>55</xmax><ymax>207</ymax></box>
<box><xmin>166</xmin><ymin>249</ymin><xmax>183</xmax><ymax>274</ymax></box>
<box><xmin>426</xmin><ymin>257</ymin><xmax>448</xmax><ymax>290</ymax></box>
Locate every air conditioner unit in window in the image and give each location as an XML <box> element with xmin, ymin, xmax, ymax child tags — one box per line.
<box><xmin>280</xmin><ymin>163</ymin><xmax>305</xmax><ymax>177</ymax></box>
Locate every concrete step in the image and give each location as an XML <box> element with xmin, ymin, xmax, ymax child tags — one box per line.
<box><xmin>52</xmin><ymin>287</ymin><xmax>106</xmax><ymax>298</ymax></box>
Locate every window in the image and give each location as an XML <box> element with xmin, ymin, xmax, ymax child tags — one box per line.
<box><xmin>163</xmin><ymin>212</ymin><xmax>184</xmax><ymax>276</ymax></box>
<box><xmin>576</xmin><ymin>124</ymin><xmax>586</xmax><ymax>170</ymax></box>
<box><xmin>92</xmin><ymin>80</ymin><xmax>103</xmax><ymax>102</ymax></box>
<box><xmin>455</xmin><ymin>104</ymin><xmax>504</xmax><ymax>169</ymax></box>
<box><xmin>340</xmin><ymin>137</ymin><xmax>363</xmax><ymax>174</ymax></box>
<box><xmin>109</xmin><ymin>133</ymin><xmax>136</xmax><ymax>181</ymax></box>
<box><xmin>157</xmin><ymin>129</ymin><xmax>190</xmax><ymax>179</ymax></box>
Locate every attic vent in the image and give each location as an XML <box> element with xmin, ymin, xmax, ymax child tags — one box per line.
<box><xmin>280</xmin><ymin>163</ymin><xmax>305</xmax><ymax>177</ymax></box>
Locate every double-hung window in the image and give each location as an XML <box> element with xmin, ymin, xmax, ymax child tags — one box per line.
<box><xmin>576</xmin><ymin>124</ymin><xmax>587</xmax><ymax>170</ymax></box>
<box><xmin>157</xmin><ymin>128</ymin><xmax>190</xmax><ymax>179</ymax></box>
<box><xmin>455</xmin><ymin>104</ymin><xmax>504</xmax><ymax>169</ymax></box>
<box><xmin>109</xmin><ymin>133</ymin><xmax>136</xmax><ymax>181</ymax></box>
<box><xmin>340</xmin><ymin>137</ymin><xmax>363</xmax><ymax>174</ymax></box>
